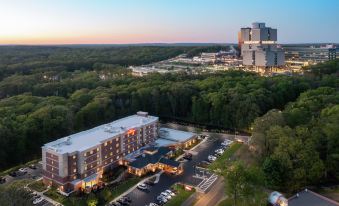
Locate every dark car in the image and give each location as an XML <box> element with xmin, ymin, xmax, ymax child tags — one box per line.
<box><xmin>122</xmin><ymin>196</ymin><xmax>132</xmax><ymax>202</ymax></box>
<box><xmin>9</xmin><ymin>171</ymin><xmax>17</xmax><ymax>177</ymax></box>
<box><xmin>117</xmin><ymin>198</ymin><xmax>130</xmax><ymax>205</ymax></box>
<box><xmin>183</xmin><ymin>153</ymin><xmax>193</xmax><ymax>160</ymax></box>
<box><xmin>29</xmin><ymin>164</ymin><xmax>37</xmax><ymax>169</ymax></box>
<box><xmin>0</xmin><ymin>176</ymin><xmax>6</xmax><ymax>184</ymax></box>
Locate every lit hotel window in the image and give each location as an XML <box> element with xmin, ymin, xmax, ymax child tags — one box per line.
<box><xmin>84</xmin><ymin>153</ymin><xmax>87</xmax><ymax>157</ymax></box>
<box><xmin>97</xmin><ymin>154</ymin><xmax>99</xmax><ymax>158</ymax></box>
<box><xmin>111</xmin><ymin>159</ymin><xmax>113</xmax><ymax>162</ymax></box>
<box><xmin>116</xmin><ymin>138</ymin><xmax>119</xmax><ymax>142</ymax></box>
<box><xmin>97</xmin><ymin>168</ymin><xmax>100</xmax><ymax>172</ymax></box>
<box><xmin>73</xmin><ymin>155</ymin><xmax>76</xmax><ymax>159</ymax></box>
<box><xmin>97</xmin><ymin>148</ymin><xmax>99</xmax><ymax>151</ymax></box>
<box><xmin>73</xmin><ymin>169</ymin><xmax>76</xmax><ymax>173</ymax></box>
<box><xmin>110</xmin><ymin>152</ymin><xmax>113</xmax><ymax>156</ymax></box>
<box><xmin>73</xmin><ymin>176</ymin><xmax>76</xmax><ymax>180</ymax></box>
<box><xmin>90</xmin><ymin>151</ymin><xmax>93</xmax><ymax>155</ymax></box>
<box><xmin>85</xmin><ymin>166</ymin><xmax>87</xmax><ymax>170</ymax></box>
<box><xmin>104</xmin><ymin>142</ymin><xmax>107</xmax><ymax>146</ymax></box>
<box><xmin>105</xmin><ymin>155</ymin><xmax>107</xmax><ymax>159</ymax></box>
<box><xmin>116</xmin><ymin>144</ymin><xmax>119</xmax><ymax>148</ymax></box>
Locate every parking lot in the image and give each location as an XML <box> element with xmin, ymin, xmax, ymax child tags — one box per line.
<box><xmin>1</xmin><ymin>162</ymin><xmax>42</xmax><ymax>186</ymax></box>
<box><xmin>118</xmin><ymin>129</ymin><xmax>233</xmax><ymax>206</ymax></box>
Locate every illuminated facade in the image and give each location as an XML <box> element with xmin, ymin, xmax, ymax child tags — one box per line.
<box><xmin>239</xmin><ymin>22</ymin><xmax>285</xmax><ymax>67</ymax></box>
<box><xmin>42</xmin><ymin>112</ymin><xmax>158</xmax><ymax>193</ymax></box>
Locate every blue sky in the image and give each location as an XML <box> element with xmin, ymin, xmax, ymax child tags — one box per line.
<box><xmin>0</xmin><ymin>0</ymin><xmax>338</xmax><ymax>44</ymax></box>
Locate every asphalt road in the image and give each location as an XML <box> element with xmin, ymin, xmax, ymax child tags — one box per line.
<box><xmin>125</xmin><ymin>126</ymin><xmax>232</xmax><ymax>206</ymax></box>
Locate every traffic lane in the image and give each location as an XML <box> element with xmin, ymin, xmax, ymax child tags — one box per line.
<box><xmin>127</xmin><ymin>134</ymin><xmax>225</xmax><ymax>206</ymax></box>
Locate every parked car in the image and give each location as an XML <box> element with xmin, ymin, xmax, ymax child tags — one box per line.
<box><xmin>33</xmin><ymin>197</ymin><xmax>44</xmax><ymax>205</ymax></box>
<box><xmin>215</xmin><ymin>149</ymin><xmax>224</xmax><ymax>155</ymax></box>
<box><xmin>137</xmin><ymin>183</ymin><xmax>148</xmax><ymax>191</ymax></box>
<box><xmin>156</xmin><ymin>195</ymin><xmax>168</xmax><ymax>203</ymax></box>
<box><xmin>160</xmin><ymin>192</ymin><xmax>172</xmax><ymax>199</ymax></box>
<box><xmin>208</xmin><ymin>155</ymin><xmax>217</xmax><ymax>162</ymax></box>
<box><xmin>165</xmin><ymin>189</ymin><xmax>175</xmax><ymax>197</ymax></box>
<box><xmin>183</xmin><ymin>153</ymin><xmax>193</xmax><ymax>160</ymax></box>
<box><xmin>147</xmin><ymin>203</ymin><xmax>159</xmax><ymax>206</ymax></box>
<box><xmin>122</xmin><ymin>196</ymin><xmax>132</xmax><ymax>202</ymax></box>
<box><xmin>117</xmin><ymin>198</ymin><xmax>130</xmax><ymax>205</ymax></box>
<box><xmin>19</xmin><ymin>168</ymin><xmax>28</xmax><ymax>173</ymax></box>
<box><xmin>29</xmin><ymin>164</ymin><xmax>37</xmax><ymax>169</ymax></box>
<box><xmin>0</xmin><ymin>176</ymin><xmax>6</xmax><ymax>184</ymax></box>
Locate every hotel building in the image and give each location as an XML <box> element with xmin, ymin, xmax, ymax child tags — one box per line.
<box><xmin>41</xmin><ymin>112</ymin><xmax>158</xmax><ymax>193</ymax></box>
<box><xmin>239</xmin><ymin>22</ymin><xmax>285</xmax><ymax>67</ymax></box>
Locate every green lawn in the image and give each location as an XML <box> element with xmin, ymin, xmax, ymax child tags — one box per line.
<box><xmin>166</xmin><ymin>184</ymin><xmax>195</xmax><ymax>206</ymax></box>
<box><xmin>44</xmin><ymin>177</ymin><xmax>141</xmax><ymax>206</ymax></box>
<box><xmin>208</xmin><ymin>143</ymin><xmax>242</xmax><ymax>172</ymax></box>
<box><xmin>28</xmin><ymin>179</ymin><xmax>47</xmax><ymax>192</ymax></box>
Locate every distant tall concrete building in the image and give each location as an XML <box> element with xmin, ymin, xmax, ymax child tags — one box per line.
<box><xmin>239</xmin><ymin>22</ymin><xmax>285</xmax><ymax>67</ymax></box>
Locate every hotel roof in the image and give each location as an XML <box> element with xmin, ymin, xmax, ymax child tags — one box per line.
<box><xmin>43</xmin><ymin>114</ymin><xmax>158</xmax><ymax>154</ymax></box>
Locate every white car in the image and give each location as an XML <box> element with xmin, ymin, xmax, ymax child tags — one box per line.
<box><xmin>19</xmin><ymin>168</ymin><xmax>28</xmax><ymax>173</ymax></box>
<box><xmin>148</xmin><ymin>203</ymin><xmax>159</xmax><ymax>206</ymax></box>
<box><xmin>160</xmin><ymin>192</ymin><xmax>172</xmax><ymax>199</ymax></box>
<box><xmin>156</xmin><ymin>195</ymin><xmax>168</xmax><ymax>203</ymax></box>
<box><xmin>33</xmin><ymin>197</ymin><xmax>44</xmax><ymax>205</ymax></box>
<box><xmin>137</xmin><ymin>183</ymin><xmax>148</xmax><ymax>190</ymax></box>
<box><xmin>215</xmin><ymin>149</ymin><xmax>224</xmax><ymax>155</ymax></box>
<box><xmin>208</xmin><ymin>155</ymin><xmax>217</xmax><ymax>161</ymax></box>
<box><xmin>165</xmin><ymin>189</ymin><xmax>175</xmax><ymax>196</ymax></box>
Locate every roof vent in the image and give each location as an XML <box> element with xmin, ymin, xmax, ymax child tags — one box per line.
<box><xmin>137</xmin><ymin>111</ymin><xmax>148</xmax><ymax>117</ymax></box>
<box><xmin>65</xmin><ymin>137</ymin><xmax>72</xmax><ymax>145</ymax></box>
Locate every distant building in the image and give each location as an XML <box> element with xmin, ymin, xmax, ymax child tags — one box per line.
<box><xmin>239</xmin><ymin>22</ymin><xmax>285</xmax><ymax>67</ymax></box>
<box><xmin>283</xmin><ymin>44</ymin><xmax>339</xmax><ymax>64</ymax></box>
<box><xmin>288</xmin><ymin>188</ymin><xmax>339</xmax><ymax>206</ymax></box>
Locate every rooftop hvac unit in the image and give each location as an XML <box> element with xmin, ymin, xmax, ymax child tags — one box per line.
<box><xmin>65</xmin><ymin>137</ymin><xmax>72</xmax><ymax>145</ymax></box>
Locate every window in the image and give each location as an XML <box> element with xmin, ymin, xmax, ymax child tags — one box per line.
<box><xmin>97</xmin><ymin>148</ymin><xmax>99</xmax><ymax>151</ymax></box>
<box><xmin>73</xmin><ymin>176</ymin><xmax>76</xmax><ymax>180</ymax></box>
<box><xmin>90</xmin><ymin>151</ymin><xmax>93</xmax><ymax>155</ymax></box>
<box><xmin>85</xmin><ymin>166</ymin><xmax>87</xmax><ymax>170</ymax></box>
<box><xmin>110</xmin><ymin>152</ymin><xmax>113</xmax><ymax>156</ymax></box>
<box><xmin>73</xmin><ymin>162</ymin><xmax>76</xmax><ymax>166</ymax></box>
<box><xmin>97</xmin><ymin>154</ymin><xmax>99</xmax><ymax>158</ymax></box>
<box><xmin>104</xmin><ymin>142</ymin><xmax>107</xmax><ymax>146</ymax></box>
<box><xmin>97</xmin><ymin>168</ymin><xmax>100</xmax><ymax>172</ymax></box>
<box><xmin>84</xmin><ymin>153</ymin><xmax>87</xmax><ymax>157</ymax></box>
<box><xmin>84</xmin><ymin>174</ymin><xmax>87</xmax><ymax>178</ymax></box>
<box><xmin>105</xmin><ymin>155</ymin><xmax>107</xmax><ymax>159</ymax></box>
<box><xmin>73</xmin><ymin>155</ymin><xmax>76</xmax><ymax>159</ymax></box>
<box><xmin>73</xmin><ymin>169</ymin><xmax>76</xmax><ymax>173</ymax></box>
<box><xmin>116</xmin><ymin>143</ymin><xmax>119</xmax><ymax>148</ymax></box>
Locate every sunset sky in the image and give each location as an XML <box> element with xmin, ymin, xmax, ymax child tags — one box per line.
<box><xmin>0</xmin><ymin>0</ymin><xmax>338</xmax><ymax>45</ymax></box>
